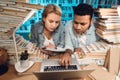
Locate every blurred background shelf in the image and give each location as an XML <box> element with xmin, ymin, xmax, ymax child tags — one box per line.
<box><xmin>16</xmin><ymin>0</ymin><xmax>119</xmax><ymax>40</ymax></box>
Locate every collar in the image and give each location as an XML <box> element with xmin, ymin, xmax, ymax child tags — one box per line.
<box><xmin>86</xmin><ymin>23</ymin><xmax>95</xmax><ymax>35</ymax></box>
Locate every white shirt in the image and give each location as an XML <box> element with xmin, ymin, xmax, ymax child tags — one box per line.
<box><xmin>43</xmin><ymin>35</ymin><xmax>55</xmax><ymax>47</ymax></box>
<box><xmin>76</xmin><ymin>34</ymin><xmax>87</xmax><ymax>48</ymax></box>
<box><xmin>65</xmin><ymin>20</ymin><xmax>98</xmax><ymax>51</ymax></box>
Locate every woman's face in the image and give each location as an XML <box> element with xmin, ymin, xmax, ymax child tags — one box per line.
<box><xmin>43</xmin><ymin>13</ymin><xmax>61</xmax><ymax>32</ymax></box>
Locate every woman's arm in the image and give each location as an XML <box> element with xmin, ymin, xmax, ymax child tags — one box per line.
<box><xmin>30</xmin><ymin>25</ymin><xmax>38</xmax><ymax>43</ymax></box>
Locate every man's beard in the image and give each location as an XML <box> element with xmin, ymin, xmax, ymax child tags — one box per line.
<box><xmin>75</xmin><ymin>25</ymin><xmax>90</xmax><ymax>35</ymax></box>
<box><xmin>75</xmin><ymin>30</ymin><xmax>85</xmax><ymax>35</ymax></box>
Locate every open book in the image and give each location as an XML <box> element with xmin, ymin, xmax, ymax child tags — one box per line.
<box><xmin>45</xmin><ymin>47</ymin><xmax>65</xmax><ymax>52</ymax></box>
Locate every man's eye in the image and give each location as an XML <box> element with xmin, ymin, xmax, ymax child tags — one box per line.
<box><xmin>80</xmin><ymin>23</ymin><xmax>86</xmax><ymax>26</ymax></box>
<box><xmin>74</xmin><ymin>21</ymin><xmax>78</xmax><ymax>24</ymax></box>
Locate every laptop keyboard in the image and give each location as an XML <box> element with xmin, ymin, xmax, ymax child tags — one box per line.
<box><xmin>44</xmin><ymin>65</ymin><xmax>78</xmax><ymax>72</ymax></box>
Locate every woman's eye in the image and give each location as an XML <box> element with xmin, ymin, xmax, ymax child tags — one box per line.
<box><xmin>49</xmin><ymin>20</ymin><xmax>53</xmax><ymax>23</ymax></box>
<box><xmin>56</xmin><ymin>21</ymin><xmax>59</xmax><ymax>24</ymax></box>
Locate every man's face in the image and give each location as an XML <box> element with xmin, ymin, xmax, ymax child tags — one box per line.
<box><xmin>73</xmin><ymin>14</ymin><xmax>92</xmax><ymax>35</ymax></box>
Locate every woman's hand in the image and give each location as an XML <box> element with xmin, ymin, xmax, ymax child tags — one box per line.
<box><xmin>40</xmin><ymin>43</ymin><xmax>57</xmax><ymax>55</ymax></box>
<box><xmin>39</xmin><ymin>47</ymin><xmax>53</xmax><ymax>55</ymax></box>
<box><xmin>46</xmin><ymin>43</ymin><xmax>57</xmax><ymax>49</ymax></box>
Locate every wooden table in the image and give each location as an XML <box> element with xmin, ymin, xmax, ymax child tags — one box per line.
<box><xmin>0</xmin><ymin>62</ymin><xmax>40</xmax><ymax>80</ymax></box>
<box><xmin>0</xmin><ymin>62</ymin><xmax>92</xmax><ymax>80</ymax></box>
<box><xmin>0</xmin><ymin>54</ymin><xmax>92</xmax><ymax>80</ymax></box>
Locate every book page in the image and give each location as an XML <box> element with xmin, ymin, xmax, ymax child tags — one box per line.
<box><xmin>45</xmin><ymin>47</ymin><xmax>65</xmax><ymax>52</ymax></box>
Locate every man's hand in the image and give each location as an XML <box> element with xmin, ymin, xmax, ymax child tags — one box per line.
<box><xmin>74</xmin><ymin>48</ymin><xmax>83</xmax><ymax>58</ymax></box>
<box><xmin>74</xmin><ymin>48</ymin><xmax>81</xmax><ymax>54</ymax></box>
<box><xmin>59</xmin><ymin>53</ymin><xmax>71</xmax><ymax>69</ymax></box>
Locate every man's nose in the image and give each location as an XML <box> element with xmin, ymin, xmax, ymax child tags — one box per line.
<box><xmin>76</xmin><ymin>24</ymin><xmax>83</xmax><ymax>29</ymax></box>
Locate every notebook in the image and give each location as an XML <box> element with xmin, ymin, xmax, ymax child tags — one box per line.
<box><xmin>33</xmin><ymin>58</ymin><xmax>94</xmax><ymax>80</ymax></box>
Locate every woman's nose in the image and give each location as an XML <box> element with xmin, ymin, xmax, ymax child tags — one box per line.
<box><xmin>52</xmin><ymin>22</ymin><xmax>57</xmax><ymax>27</ymax></box>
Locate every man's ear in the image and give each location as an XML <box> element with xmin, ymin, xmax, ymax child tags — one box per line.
<box><xmin>91</xmin><ymin>18</ymin><xmax>94</xmax><ymax>24</ymax></box>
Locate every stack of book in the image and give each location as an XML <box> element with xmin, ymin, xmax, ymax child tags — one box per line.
<box><xmin>83</xmin><ymin>63</ymin><xmax>116</xmax><ymax>80</ymax></box>
<box><xmin>81</xmin><ymin>40</ymin><xmax>111</xmax><ymax>54</ymax></box>
<box><xmin>94</xmin><ymin>8</ymin><xmax>120</xmax><ymax>43</ymax></box>
<box><xmin>74</xmin><ymin>40</ymin><xmax>120</xmax><ymax>66</ymax></box>
<box><xmin>0</xmin><ymin>0</ymin><xmax>44</xmax><ymax>64</ymax></box>
<box><xmin>29</xmin><ymin>47</ymin><xmax>49</xmax><ymax>62</ymax></box>
<box><xmin>15</xmin><ymin>34</ymin><xmax>49</xmax><ymax>62</ymax></box>
<box><xmin>104</xmin><ymin>47</ymin><xmax>120</xmax><ymax>76</ymax></box>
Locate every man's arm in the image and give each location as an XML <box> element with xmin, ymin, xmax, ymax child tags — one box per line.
<box><xmin>64</xmin><ymin>21</ymin><xmax>74</xmax><ymax>51</ymax></box>
<box><xmin>59</xmin><ymin>21</ymin><xmax>74</xmax><ymax>68</ymax></box>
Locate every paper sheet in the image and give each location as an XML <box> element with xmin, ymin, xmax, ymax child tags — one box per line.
<box><xmin>45</xmin><ymin>47</ymin><xmax>65</xmax><ymax>52</ymax></box>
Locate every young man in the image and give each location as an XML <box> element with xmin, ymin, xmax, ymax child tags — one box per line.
<box><xmin>59</xmin><ymin>3</ymin><xmax>99</xmax><ymax>67</ymax></box>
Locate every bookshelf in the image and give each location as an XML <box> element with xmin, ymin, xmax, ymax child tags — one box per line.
<box><xmin>16</xmin><ymin>0</ymin><xmax>118</xmax><ymax>40</ymax></box>
<box><xmin>1</xmin><ymin>0</ymin><xmax>119</xmax><ymax>64</ymax></box>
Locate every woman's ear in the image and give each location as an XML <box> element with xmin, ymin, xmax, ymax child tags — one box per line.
<box><xmin>43</xmin><ymin>17</ymin><xmax>45</xmax><ymax>22</ymax></box>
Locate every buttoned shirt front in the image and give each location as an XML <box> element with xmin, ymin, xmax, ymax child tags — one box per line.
<box><xmin>65</xmin><ymin>20</ymin><xmax>99</xmax><ymax>51</ymax></box>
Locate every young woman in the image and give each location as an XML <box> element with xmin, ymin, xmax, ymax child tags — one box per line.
<box><xmin>31</xmin><ymin>4</ymin><xmax>65</xmax><ymax>55</ymax></box>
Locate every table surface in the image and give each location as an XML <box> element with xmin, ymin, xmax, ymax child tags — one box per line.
<box><xmin>0</xmin><ymin>62</ymin><xmax>92</xmax><ymax>80</ymax></box>
<box><xmin>0</xmin><ymin>54</ymin><xmax>92</xmax><ymax>80</ymax></box>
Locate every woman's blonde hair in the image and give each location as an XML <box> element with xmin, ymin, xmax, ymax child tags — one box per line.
<box><xmin>42</xmin><ymin>4</ymin><xmax>62</xmax><ymax>22</ymax></box>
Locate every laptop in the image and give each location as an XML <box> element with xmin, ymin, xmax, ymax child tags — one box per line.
<box><xmin>33</xmin><ymin>58</ymin><xmax>94</xmax><ymax>80</ymax></box>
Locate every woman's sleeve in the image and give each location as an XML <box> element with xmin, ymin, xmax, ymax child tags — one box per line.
<box><xmin>30</xmin><ymin>25</ymin><xmax>37</xmax><ymax>43</ymax></box>
<box><xmin>57</xmin><ymin>25</ymin><xmax>65</xmax><ymax>48</ymax></box>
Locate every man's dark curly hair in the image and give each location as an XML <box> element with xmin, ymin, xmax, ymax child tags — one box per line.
<box><xmin>74</xmin><ymin>3</ymin><xmax>94</xmax><ymax>20</ymax></box>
